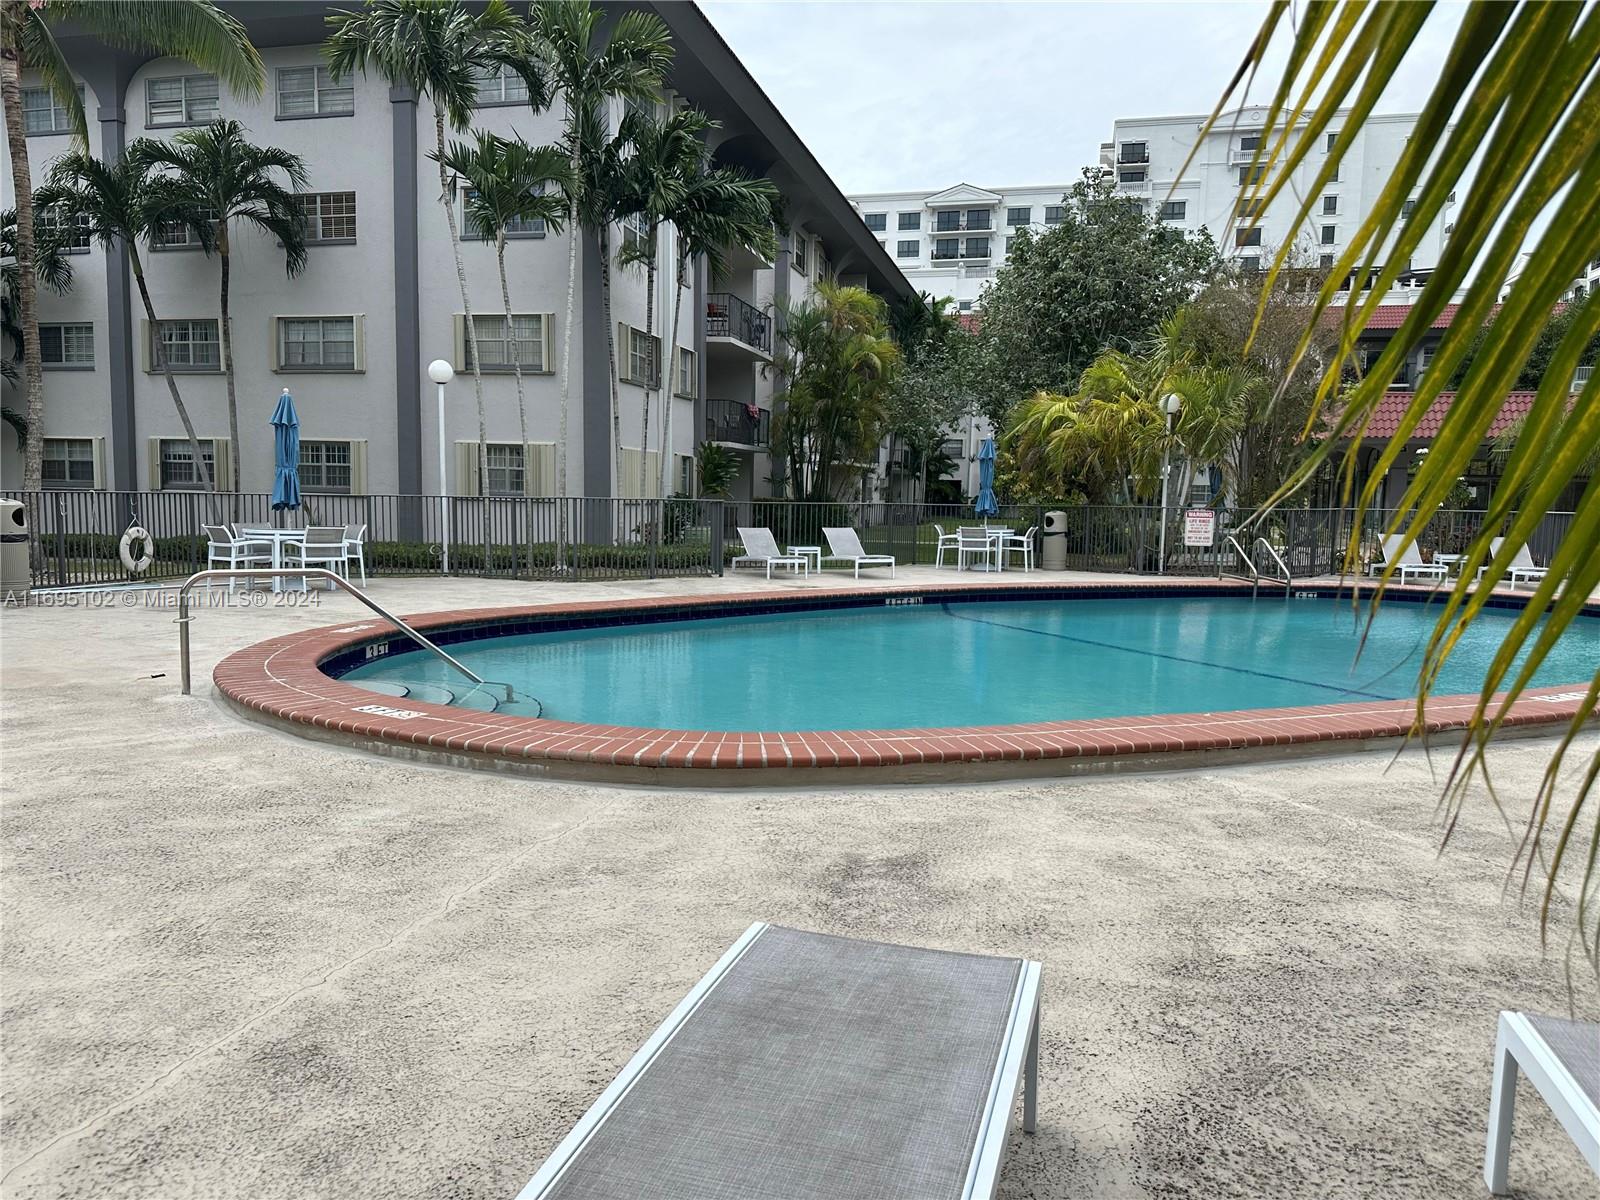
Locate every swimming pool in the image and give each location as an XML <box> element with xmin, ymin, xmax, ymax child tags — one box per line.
<box><xmin>339</xmin><ymin>594</ymin><xmax>1598</xmax><ymax>731</ymax></box>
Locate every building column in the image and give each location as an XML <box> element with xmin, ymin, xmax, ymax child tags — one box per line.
<box><xmin>581</xmin><ymin>231</ymin><xmax>610</xmax><ymax>497</ymax></box>
<box><xmin>390</xmin><ymin>85</ymin><xmax>422</xmax><ymax>497</ymax></box>
<box><xmin>96</xmin><ymin>102</ymin><xmax>135</xmax><ymax>491</ymax></box>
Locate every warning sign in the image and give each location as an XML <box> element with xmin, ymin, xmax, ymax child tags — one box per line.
<box><xmin>1184</xmin><ymin>509</ymin><xmax>1216</xmax><ymax>547</ymax></box>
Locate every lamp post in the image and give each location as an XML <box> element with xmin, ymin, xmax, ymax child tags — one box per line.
<box><xmin>428</xmin><ymin>359</ymin><xmax>454</xmax><ymax>574</ymax></box>
<box><xmin>1156</xmin><ymin>392</ymin><xmax>1182</xmax><ymax>574</ymax></box>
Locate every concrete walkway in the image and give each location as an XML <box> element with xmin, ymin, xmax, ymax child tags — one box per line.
<box><xmin>1</xmin><ymin>572</ymin><xmax>1595</xmax><ymax>1199</ymax></box>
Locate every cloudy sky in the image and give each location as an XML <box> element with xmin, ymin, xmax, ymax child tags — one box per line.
<box><xmin>701</xmin><ymin>1</ymin><xmax>1468</xmax><ymax>196</ymax></box>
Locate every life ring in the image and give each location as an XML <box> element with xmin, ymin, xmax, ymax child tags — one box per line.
<box><xmin>119</xmin><ymin>525</ymin><xmax>154</xmax><ymax>574</ymax></box>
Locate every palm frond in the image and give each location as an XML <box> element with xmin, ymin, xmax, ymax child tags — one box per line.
<box><xmin>44</xmin><ymin>0</ymin><xmax>263</xmax><ymax>96</ymax></box>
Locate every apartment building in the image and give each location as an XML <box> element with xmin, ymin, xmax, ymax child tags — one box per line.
<box><xmin>0</xmin><ymin>0</ymin><xmax>911</xmax><ymax>502</ymax></box>
<box><xmin>1102</xmin><ymin>107</ymin><xmax>1468</xmax><ymax>282</ymax></box>
<box><xmin>846</xmin><ymin>183</ymin><xmax>1075</xmax><ymax>313</ymax></box>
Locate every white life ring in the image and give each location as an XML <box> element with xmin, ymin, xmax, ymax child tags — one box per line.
<box><xmin>119</xmin><ymin>525</ymin><xmax>154</xmax><ymax>574</ymax></box>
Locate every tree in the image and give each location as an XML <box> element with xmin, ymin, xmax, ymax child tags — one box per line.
<box><xmin>1221</xmin><ymin>0</ymin><xmax>1600</xmax><ymax>959</ymax></box>
<box><xmin>884</xmin><ymin>327</ymin><xmax>977</xmax><ymax>503</ymax></box>
<box><xmin>968</xmin><ymin>167</ymin><xmax>1220</xmax><ymax>429</ymax></box>
<box><xmin>2</xmin><ymin>206</ymin><xmax>73</xmax><ymax>386</ymax></box>
<box><xmin>526</xmin><ymin>0</ymin><xmax>671</xmax><ymax>498</ymax></box>
<box><xmin>694</xmin><ymin>440</ymin><xmax>738</xmax><ymax>498</ymax></box>
<box><xmin>138</xmin><ymin>121</ymin><xmax>307</xmax><ymax>509</ymax></box>
<box><xmin>37</xmin><ymin>151</ymin><xmax>217</xmax><ymax>491</ymax></box>
<box><xmin>771</xmin><ymin>282</ymin><xmax>901</xmax><ymax>502</ymax></box>
<box><xmin>1</xmin><ymin>0</ymin><xmax>262</xmax><ymax>492</ymax></box>
<box><xmin>1446</xmin><ymin>301</ymin><xmax>1600</xmax><ymax>391</ymax></box>
<box><xmin>440</xmin><ymin>131</ymin><xmax>571</xmax><ymax>484</ymax></box>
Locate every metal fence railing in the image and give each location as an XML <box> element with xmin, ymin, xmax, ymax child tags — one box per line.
<box><xmin>1</xmin><ymin>489</ymin><xmax>1577</xmax><ymax>591</ymax></box>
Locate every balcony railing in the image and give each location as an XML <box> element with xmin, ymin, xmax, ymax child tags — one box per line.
<box><xmin>1117</xmin><ymin>150</ymin><xmax>1150</xmax><ymax>165</ymax></box>
<box><xmin>933</xmin><ymin>217</ymin><xmax>992</xmax><ymax>233</ymax></box>
<box><xmin>705</xmin><ymin>292</ymin><xmax>771</xmax><ymax>354</ymax></box>
<box><xmin>705</xmin><ymin>398</ymin><xmax>770</xmax><ymax>446</ymax></box>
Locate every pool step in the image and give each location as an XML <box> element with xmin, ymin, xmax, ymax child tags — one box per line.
<box><xmin>352</xmin><ymin>679</ymin><xmax>499</xmax><ymax>712</ymax></box>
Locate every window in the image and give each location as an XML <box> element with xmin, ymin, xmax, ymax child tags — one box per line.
<box><xmin>1238</xmin><ymin>164</ymin><xmax>1265</xmax><ymax>186</ymax></box>
<box><xmin>1325</xmin><ymin>132</ymin><xmax>1339</xmax><ymax>152</ymax></box>
<box><xmin>935</xmin><ymin>210</ymin><xmax>961</xmax><ymax>232</ymax></box>
<box><xmin>1235</xmin><ymin>227</ymin><xmax>1261</xmax><ymax>247</ymax></box>
<box><xmin>462</xmin><ymin>186</ymin><xmax>546</xmax><ymax>240</ymax></box>
<box><xmin>35</xmin><ymin>206</ymin><xmax>91</xmax><ymax>252</ymax></box>
<box><xmin>1235</xmin><ymin>197</ymin><xmax>1263</xmax><ymax>220</ymax></box>
<box><xmin>1239</xmin><ymin>255</ymin><xmax>1261</xmax><ymax>273</ymax></box>
<box><xmin>940</xmin><ymin>439</ymin><xmax>962</xmax><ymax>460</ymax></box>
<box><xmin>863</xmin><ymin>212</ymin><xmax>886</xmax><ymax>232</ymax></box>
<box><xmin>933</xmin><ymin>237</ymin><xmax>959</xmax><ymax>260</ymax></box>
<box><xmin>275</xmin><ymin>66</ymin><xmax>353</xmax><ymax>118</ymax></box>
<box><xmin>278</xmin><ymin>316</ymin><xmax>356</xmax><ymax>370</ymax></box>
<box><xmin>300</xmin><ymin>440</ymin><xmax>352</xmax><ymax>493</ymax></box>
<box><xmin>485</xmin><ymin>443</ymin><xmax>525</xmax><ymax>495</ymax></box>
<box><xmin>1322</xmin><ymin>195</ymin><xmax>1338</xmax><ymax>216</ymax></box>
<box><xmin>460</xmin><ymin>313</ymin><xmax>546</xmax><ymax>372</ymax></box>
<box><xmin>1418</xmin><ymin>347</ymin><xmax>1434</xmax><ymax>375</ymax></box>
<box><xmin>957</xmin><ymin>300</ymin><xmax>973</xmax><ymax>313</ymax></box>
<box><xmin>622</xmin><ymin>326</ymin><xmax>660</xmax><ymax>386</ymax></box>
<box><xmin>153</xmin><ymin>320</ymin><xmax>221</xmax><ymax>371</ymax></box>
<box><xmin>676</xmin><ymin>347</ymin><xmax>697</xmax><ymax>398</ymax></box>
<box><xmin>146</xmin><ymin>74</ymin><xmax>219</xmax><ymax>127</ymax></box>
<box><xmin>1321</xmin><ymin>224</ymin><xmax>1337</xmax><ymax>245</ymax></box>
<box><xmin>471</xmin><ymin>65</ymin><xmax>529</xmax><ymax>106</ymax></box>
<box><xmin>816</xmin><ymin>252</ymin><xmax>825</xmax><ymax>282</ymax></box>
<box><xmin>790</xmin><ymin>231</ymin><xmax>807</xmax><ymax>273</ymax></box>
<box><xmin>1240</xmin><ymin>133</ymin><xmax>1261</xmax><ymax>152</ymax></box>
<box><xmin>153</xmin><ymin>207</ymin><xmax>216</xmax><ymax>250</ymax></box>
<box><xmin>1118</xmin><ymin>168</ymin><xmax>1146</xmax><ymax>184</ymax></box>
<box><xmin>43</xmin><ymin>438</ymin><xmax>95</xmax><ymax>489</ymax></box>
<box><xmin>1159</xmin><ymin>200</ymin><xmax>1186</xmax><ymax>221</ymax></box>
<box><xmin>898</xmin><ymin>212</ymin><xmax>920</xmax><ymax>231</ymax></box>
<box><xmin>1118</xmin><ymin>141</ymin><xmax>1148</xmax><ymax>164</ymax></box>
<box><xmin>295</xmin><ymin>192</ymin><xmax>357</xmax><ymax>243</ymax></box>
<box><xmin>1319</xmin><ymin>253</ymin><xmax>1335</xmax><ymax>269</ymax></box>
<box><xmin>39</xmin><ymin>323</ymin><xmax>93</xmax><ymax>368</ymax></box>
<box><xmin>1006</xmin><ymin>206</ymin><xmax>1031</xmax><ymax>226</ymax></box>
<box><xmin>1043</xmin><ymin>205</ymin><xmax>1065</xmax><ymax>224</ymax></box>
<box><xmin>896</xmin><ymin>239</ymin><xmax>918</xmax><ymax>258</ymax></box>
<box><xmin>678</xmin><ymin>453</ymin><xmax>693</xmax><ymax>496</ymax></box>
<box><xmin>22</xmin><ymin>85</ymin><xmax>82</xmax><ymax>135</ymax></box>
<box><xmin>1006</xmin><ymin>236</ymin><xmax>1017</xmax><ymax>252</ymax></box>
<box><xmin>1402</xmin><ymin>199</ymin><xmax>1417</xmax><ymax>220</ymax></box>
<box><xmin>964</xmin><ymin>236</ymin><xmax>990</xmax><ymax>258</ymax></box>
<box><xmin>622</xmin><ymin>209</ymin><xmax>649</xmax><ymax>258</ymax></box>
<box><xmin>1328</xmin><ymin>164</ymin><xmax>1340</xmax><ymax>183</ymax></box>
<box><xmin>965</xmin><ymin>208</ymin><xmax>991</xmax><ymax>230</ymax></box>
<box><xmin>159</xmin><ymin>438</ymin><xmax>217</xmax><ymax>489</ymax></box>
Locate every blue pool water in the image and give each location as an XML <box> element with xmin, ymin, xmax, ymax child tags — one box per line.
<box><xmin>340</xmin><ymin>596</ymin><xmax>1598</xmax><ymax>730</ymax></box>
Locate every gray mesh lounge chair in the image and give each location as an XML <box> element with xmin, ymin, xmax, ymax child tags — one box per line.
<box><xmin>1370</xmin><ymin>534</ymin><xmax>1448</xmax><ymax>584</ymax></box>
<box><xmin>732</xmin><ymin>527</ymin><xmax>809</xmax><ymax>579</ymax></box>
<box><xmin>516</xmin><ymin>923</ymin><xmax>1042</xmax><ymax>1200</ymax></box>
<box><xmin>1484</xmin><ymin>1010</ymin><xmax>1599</xmax><ymax>1194</ymax></box>
<box><xmin>822</xmin><ymin>527</ymin><xmax>897</xmax><ymax>578</ymax></box>
<box><xmin>1475</xmin><ymin>536</ymin><xmax>1550</xmax><ymax>589</ymax></box>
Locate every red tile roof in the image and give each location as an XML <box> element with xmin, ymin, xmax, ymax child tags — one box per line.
<box><xmin>1350</xmin><ymin>390</ymin><xmax>1538</xmax><ymax>440</ymax></box>
<box><xmin>1325</xmin><ymin>302</ymin><xmax>1498</xmax><ymax>331</ymax></box>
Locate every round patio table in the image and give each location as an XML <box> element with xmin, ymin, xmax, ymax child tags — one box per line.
<box><xmin>237</xmin><ymin>526</ymin><xmax>306</xmax><ymax>593</ymax></box>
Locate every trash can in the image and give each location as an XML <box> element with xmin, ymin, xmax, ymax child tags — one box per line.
<box><xmin>0</xmin><ymin>498</ymin><xmax>30</xmax><ymax>600</ymax></box>
<box><xmin>1041</xmin><ymin>509</ymin><xmax>1069</xmax><ymax>571</ymax></box>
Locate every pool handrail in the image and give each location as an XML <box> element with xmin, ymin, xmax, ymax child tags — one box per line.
<box><xmin>1254</xmin><ymin>537</ymin><xmax>1292</xmax><ymax>588</ymax></box>
<box><xmin>174</xmin><ymin>567</ymin><xmax>514</xmax><ymax>702</ymax></box>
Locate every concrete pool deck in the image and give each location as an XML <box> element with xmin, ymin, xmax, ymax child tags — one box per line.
<box><xmin>2</xmin><ymin>570</ymin><xmax>1597</xmax><ymax>1198</ymax></box>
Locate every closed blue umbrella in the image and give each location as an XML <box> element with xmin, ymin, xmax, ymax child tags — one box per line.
<box><xmin>974</xmin><ymin>437</ymin><xmax>999</xmax><ymax>520</ymax></box>
<box><xmin>270</xmin><ymin>388</ymin><xmax>301</xmax><ymax>511</ymax></box>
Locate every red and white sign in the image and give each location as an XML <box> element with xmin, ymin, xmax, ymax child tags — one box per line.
<box><xmin>1184</xmin><ymin>509</ymin><xmax>1216</xmax><ymax>547</ymax></box>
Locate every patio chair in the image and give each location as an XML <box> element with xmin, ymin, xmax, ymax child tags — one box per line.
<box><xmin>1003</xmin><ymin>525</ymin><xmax>1038</xmax><ymax>572</ymax></box>
<box><xmin>342</xmin><ymin>523</ymin><xmax>369</xmax><ymax>586</ymax></box>
<box><xmin>284</xmin><ymin>525</ymin><xmax>348</xmax><ymax>589</ymax></box>
<box><xmin>732</xmin><ymin>527</ymin><xmax>809</xmax><ymax>579</ymax></box>
<box><xmin>202</xmin><ymin>524</ymin><xmax>271</xmax><ymax>593</ymax></box>
<box><xmin>933</xmin><ymin>523</ymin><xmax>961</xmax><ymax>568</ymax></box>
<box><xmin>1484</xmin><ymin>1010</ymin><xmax>1598</xmax><ymax>1194</ymax></box>
<box><xmin>957</xmin><ymin>526</ymin><xmax>997</xmax><ymax>571</ymax></box>
<box><xmin>515</xmin><ymin>923</ymin><xmax>1042</xmax><ymax>1200</ymax></box>
<box><xmin>821</xmin><ymin>527</ymin><xmax>896</xmax><ymax>578</ymax></box>
<box><xmin>1476</xmin><ymin>537</ymin><xmax>1549</xmax><ymax>589</ymax></box>
<box><xmin>1370</xmin><ymin>534</ymin><xmax>1448</xmax><ymax>585</ymax></box>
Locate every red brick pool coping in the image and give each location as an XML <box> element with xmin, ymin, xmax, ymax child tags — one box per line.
<box><xmin>212</xmin><ymin>578</ymin><xmax>1598</xmax><ymax>785</ymax></box>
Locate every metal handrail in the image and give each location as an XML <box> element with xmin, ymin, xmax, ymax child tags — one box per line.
<box><xmin>1254</xmin><ymin>537</ymin><xmax>1292</xmax><ymax>584</ymax></box>
<box><xmin>1224</xmin><ymin>534</ymin><xmax>1260</xmax><ymax>582</ymax></box>
<box><xmin>175</xmin><ymin>568</ymin><xmax>514</xmax><ymax>702</ymax></box>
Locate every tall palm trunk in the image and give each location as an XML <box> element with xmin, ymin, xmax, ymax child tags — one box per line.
<box><xmin>495</xmin><ymin>233</ymin><xmax>533</xmax><ymax>578</ymax></box>
<box><xmin>599</xmin><ymin>224</ymin><xmax>623</xmax><ymax>494</ymax></box>
<box><xmin>435</xmin><ymin>111</ymin><xmax>488</xmax><ymax>574</ymax></box>
<box><xmin>2</xmin><ymin>47</ymin><xmax>45</xmax><ymax>493</ymax></box>
<box><xmin>217</xmin><ymin>221</ymin><xmax>240</xmax><ymax>518</ymax></box>
<box><xmin>130</xmin><ymin>249</ymin><xmax>214</xmax><ymax>493</ymax></box>
<box><xmin>556</xmin><ymin>145</ymin><xmax>579</xmax><ymax>571</ymax></box>
<box><xmin>658</xmin><ymin>250</ymin><xmax>687</xmax><ymax>497</ymax></box>
<box><xmin>639</xmin><ymin>225</ymin><xmax>658</xmax><ymax>498</ymax></box>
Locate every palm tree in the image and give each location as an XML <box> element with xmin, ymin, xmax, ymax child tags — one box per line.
<box><xmin>526</xmin><ymin>0</ymin><xmax>671</xmax><ymax>497</ymax></box>
<box><xmin>36</xmin><ymin>150</ymin><xmax>217</xmax><ymax>491</ymax></box>
<box><xmin>326</xmin><ymin>0</ymin><xmax>543</xmax><ymax>511</ymax></box>
<box><xmin>2</xmin><ymin>206</ymin><xmax>74</xmax><ymax>387</ymax></box>
<box><xmin>0</xmin><ymin>0</ymin><xmax>262</xmax><ymax>492</ymax></box>
<box><xmin>1211</xmin><ymin>1</ymin><xmax>1600</xmax><ymax>956</ymax></box>
<box><xmin>138</xmin><ymin>121</ymin><xmax>308</xmax><ymax>509</ymax></box>
<box><xmin>439</xmin><ymin>131</ymin><xmax>571</xmax><ymax>475</ymax></box>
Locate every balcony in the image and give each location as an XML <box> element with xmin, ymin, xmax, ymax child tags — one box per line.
<box><xmin>705</xmin><ymin>398</ymin><xmax>770</xmax><ymax>448</ymax></box>
<box><xmin>1116</xmin><ymin>151</ymin><xmax>1150</xmax><ymax>166</ymax></box>
<box><xmin>705</xmin><ymin>292</ymin><xmax>771</xmax><ymax>362</ymax></box>
<box><xmin>1228</xmin><ymin>146</ymin><xmax>1265</xmax><ymax>166</ymax></box>
<box><xmin>931</xmin><ymin>214</ymin><xmax>993</xmax><ymax>234</ymax></box>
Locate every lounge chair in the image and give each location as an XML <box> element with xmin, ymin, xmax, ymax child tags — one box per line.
<box><xmin>822</xmin><ymin>527</ymin><xmax>897</xmax><ymax>578</ymax></box>
<box><xmin>1370</xmin><ymin>534</ymin><xmax>1448</xmax><ymax>585</ymax></box>
<box><xmin>1476</xmin><ymin>536</ymin><xmax>1550</xmax><ymax>589</ymax></box>
<box><xmin>516</xmin><ymin>923</ymin><xmax>1042</xmax><ymax>1200</ymax></box>
<box><xmin>1484</xmin><ymin>1009</ymin><xmax>1598</xmax><ymax>1194</ymax></box>
<box><xmin>733</xmin><ymin>527</ymin><xmax>809</xmax><ymax>578</ymax></box>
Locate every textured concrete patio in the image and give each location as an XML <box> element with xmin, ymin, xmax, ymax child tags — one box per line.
<box><xmin>1</xmin><ymin>572</ymin><xmax>1595</xmax><ymax>1199</ymax></box>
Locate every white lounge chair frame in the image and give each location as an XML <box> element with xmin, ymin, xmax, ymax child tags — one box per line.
<box><xmin>933</xmin><ymin>523</ymin><xmax>960</xmax><ymax>569</ymax></box>
<box><xmin>1371</xmin><ymin>534</ymin><xmax>1448</xmax><ymax>585</ymax></box>
<box><xmin>822</xmin><ymin>526</ymin><xmax>897</xmax><ymax>578</ymax></box>
<box><xmin>1475</xmin><ymin>536</ymin><xmax>1550</xmax><ymax>589</ymax></box>
<box><xmin>732</xmin><ymin>527</ymin><xmax>809</xmax><ymax>579</ymax></box>
<box><xmin>1484</xmin><ymin>1010</ymin><xmax>1599</xmax><ymax>1194</ymax></box>
<box><xmin>517</xmin><ymin>922</ymin><xmax>1042</xmax><ymax>1200</ymax></box>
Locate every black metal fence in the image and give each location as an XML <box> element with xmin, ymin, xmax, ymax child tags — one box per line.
<box><xmin>1</xmin><ymin>488</ymin><xmax>1578</xmax><ymax>590</ymax></box>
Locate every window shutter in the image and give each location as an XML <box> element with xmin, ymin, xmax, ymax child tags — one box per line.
<box><xmin>212</xmin><ymin>437</ymin><xmax>233</xmax><ymax>490</ymax></box>
<box><xmin>92</xmin><ymin>437</ymin><xmax>106</xmax><ymax>490</ymax></box>
<box><xmin>147</xmin><ymin>437</ymin><xmax>163</xmax><ymax>489</ymax></box>
<box><xmin>140</xmin><ymin>321</ymin><xmax>152</xmax><ymax>373</ymax></box>
<box><xmin>350</xmin><ymin>439</ymin><xmax>368</xmax><ymax>495</ymax></box>
<box><xmin>454</xmin><ymin>441</ymin><xmax>479</xmax><ymax>496</ymax></box>
<box><xmin>269</xmin><ymin>317</ymin><xmax>281</xmax><ymax>370</ymax></box>
<box><xmin>352</xmin><ymin>314</ymin><xmax>366</xmax><ymax>372</ymax></box>
<box><xmin>619</xmin><ymin>447</ymin><xmax>639</xmax><ymax>499</ymax></box>
<box><xmin>453</xmin><ymin>315</ymin><xmax>466</xmax><ymax>371</ymax></box>
<box><xmin>541</xmin><ymin>314</ymin><xmax>554</xmax><ymax>373</ymax></box>
<box><xmin>525</xmin><ymin>442</ymin><xmax>556</xmax><ymax>496</ymax></box>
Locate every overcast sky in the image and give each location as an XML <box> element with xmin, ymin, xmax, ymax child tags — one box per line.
<box><xmin>700</xmin><ymin>1</ymin><xmax>1469</xmax><ymax>196</ymax></box>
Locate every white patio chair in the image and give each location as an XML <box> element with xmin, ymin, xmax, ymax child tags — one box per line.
<box><xmin>1370</xmin><ymin>534</ymin><xmax>1448</xmax><ymax>584</ymax></box>
<box><xmin>342</xmin><ymin>523</ymin><xmax>368</xmax><ymax>586</ymax></box>
<box><xmin>733</xmin><ymin>527</ymin><xmax>809</xmax><ymax>579</ymax></box>
<box><xmin>821</xmin><ymin>527</ymin><xmax>896</xmax><ymax>578</ymax></box>
<box><xmin>284</xmin><ymin>525</ymin><xmax>348</xmax><ymax>590</ymax></box>
<box><xmin>1002</xmin><ymin>525</ymin><xmax>1037</xmax><ymax>572</ymax></box>
<box><xmin>957</xmin><ymin>526</ymin><xmax>995</xmax><ymax>572</ymax></box>
<box><xmin>202</xmin><ymin>524</ymin><xmax>271</xmax><ymax>593</ymax></box>
<box><xmin>1484</xmin><ymin>1010</ymin><xmax>1598</xmax><ymax>1194</ymax></box>
<box><xmin>1475</xmin><ymin>537</ymin><xmax>1549</xmax><ymax>589</ymax></box>
<box><xmin>932</xmin><ymin>524</ymin><xmax>961</xmax><ymax>569</ymax></box>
